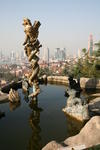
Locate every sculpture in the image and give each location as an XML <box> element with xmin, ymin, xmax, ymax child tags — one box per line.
<box><xmin>63</xmin><ymin>75</ymin><xmax>89</xmax><ymax>121</ymax></box>
<box><xmin>23</xmin><ymin>18</ymin><xmax>42</xmax><ymax>98</ymax></box>
<box><xmin>65</xmin><ymin>75</ymin><xmax>82</xmax><ymax>97</ymax></box>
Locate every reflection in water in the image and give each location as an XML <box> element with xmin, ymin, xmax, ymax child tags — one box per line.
<box><xmin>65</xmin><ymin>115</ymin><xmax>84</xmax><ymax>138</ymax></box>
<box><xmin>28</xmin><ymin>98</ymin><xmax>43</xmax><ymax>150</ymax></box>
<box><xmin>9</xmin><ymin>101</ymin><xmax>21</xmax><ymax>111</ymax></box>
<box><xmin>0</xmin><ymin>110</ymin><xmax>5</xmax><ymax>119</ymax></box>
<box><xmin>23</xmin><ymin>90</ymin><xmax>29</xmax><ymax>103</ymax></box>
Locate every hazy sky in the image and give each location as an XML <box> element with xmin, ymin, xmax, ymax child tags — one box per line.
<box><xmin>0</xmin><ymin>0</ymin><xmax>100</xmax><ymax>56</ymax></box>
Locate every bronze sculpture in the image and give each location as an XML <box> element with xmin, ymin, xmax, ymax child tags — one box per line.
<box><xmin>23</xmin><ymin>18</ymin><xmax>42</xmax><ymax>98</ymax></box>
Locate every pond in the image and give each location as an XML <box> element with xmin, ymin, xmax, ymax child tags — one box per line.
<box><xmin>0</xmin><ymin>84</ymin><xmax>83</xmax><ymax>150</ymax></box>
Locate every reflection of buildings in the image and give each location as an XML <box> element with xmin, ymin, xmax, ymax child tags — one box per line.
<box><xmin>88</xmin><ymin>34</ymin><xmax>94</xmax><ymax>56</ymax></box>
<box><xmin>28</xmin><ymin>99</ymin><xmax>42</xmax><ymax>150</ymax></box>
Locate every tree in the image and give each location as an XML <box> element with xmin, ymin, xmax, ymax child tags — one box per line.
<box><xmin>94</xmin><ymin>41</ymin><xmax>100</xmax><ymax>57</ymax></box>
<box><xmin>71</xmin><ymin>47</ymin><xmax>100</xmax><ymax>78</ymax></box>
<box><xmin>82</xmin><ymin>48</ymin><xmax>87</xmax><ymax>54</ymax></box>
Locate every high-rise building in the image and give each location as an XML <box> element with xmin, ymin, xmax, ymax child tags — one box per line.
<box><xmin>15</xmin><ymin>52</ymin><xmax>19</xmax><ymax>60</ymax></box>
<box><xmin>88</xmin><ymin>34</ymin><xmax>93</xmax><ymax>56</ymax></box>
<box><xmin>78</xmin><ymin>48</ymin><xmax>81</xmax><ymax>58</ymax></box>
<box><xmin>55</xmin><ymin>48</ymin><xmax>66</xmax><ymax>61</ymax></box>
<box><xmin>0</xmin><ymin>50</ymin><xmax>3</xmax><ymax>59</ymax></box>
<box><xmin>55</xmin><ymin>48</ymin><xmax>60</xmax><ymax>61</ymax></box>
<box><xmin>47</xmin><ymin>47</ymin><xmax>49</xmax><ymax>64</ymax></box>
<box><xmin>43</xmin><ymin>47</ymin><xmax>50</xmax><ymax>63</ymax></box>
<box><xmin>10</xmin><ymin>51</ymin><xmax>15</xmax><ymax>61</ymax></box>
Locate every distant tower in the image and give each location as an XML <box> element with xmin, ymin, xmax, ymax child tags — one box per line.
<box><xmin>16</xmin><ymin>52</ymin><xmax>19</xmax><ymax>60</ymax></box>
<box><xmin>47</xmin><ymin>47</ymin><xmax>49</xmax><ymax>64</ymax></box>
<box><xmin>10</xmin><ymin>51</ymin><xmax>15</xmax><ymax>60</ymax></box>
<box><xmin>43</xmin><ymin>47</ymin><xmax>49</xmax><ymax>63</ymax></box>
<box><xmin>78</xmin><ymin>48</ymin><xmax>81</xmax><ymax>58</ymax></box>
<box><xmin>88</xmin><ymin>34</ymin><xmax>93</xmax><ymax>56</ymax></box>
<box><xmin>63</xmin><ymin>48</ymin><xmax>66</xmax><ymax>61</ymax></box>
<box><xmin>0</xmin><ymin>50</ymin><xmax>3</xmax><ymax>59</ymax></box>
<box><xmin>55</xmin><ymin>48</ymin><xmax>60</xmax><ymax>61</ymax></box>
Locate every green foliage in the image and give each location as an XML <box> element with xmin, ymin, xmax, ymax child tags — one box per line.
<box><xmin>82</xmin><ymin>48</ymin><xmax>87</xmax><ymax>54</ymax></box>
<box><xmin>71</xmin><ymin>47</ymin><xmax>100</xmax><ymax>78</ymax></box>
<box><xmin>94</xmin><ymin>41</ymin><xmax>100</xmax><ymax>57</ymax></box>
<box><xmin>39</xmin><ymin>67</ymin><xmax>53</xmax><ymax>76</ymax></box>
<box><xmin>0</xmin><ymin>68</ymin><xmax>18</xmax><ymax>82</ymax></box>
<box><xmin>62</xmin><ymin>67</ymin><xmax>68</xmax><ymax>76</ymax></box>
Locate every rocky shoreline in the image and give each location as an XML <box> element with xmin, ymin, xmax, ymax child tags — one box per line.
<box><xmin>43</xmin><ymin>76</ymin><xmax>100</xmax><ymax>149</ymax></box>
<box><xmin>42</xmin><ymin>93</ymin><xmax>100</xmax><ymax>149</ymax></box>
<box><xmin>42</xmin><ymin>115</ymin><xmax>100</xmax><ymax>150</ymax></box>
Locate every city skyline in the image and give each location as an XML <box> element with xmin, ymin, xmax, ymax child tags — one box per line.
<box><xmin>0</xmin><ymin>0</ymin><xmax>100</xmax><ymax>55</ymax></box>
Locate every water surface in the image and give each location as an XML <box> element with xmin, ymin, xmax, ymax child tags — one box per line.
<box><xmin>0</xmin><ymin>84</ymin><xmax>83</xmax><ymax>150</ymax></box>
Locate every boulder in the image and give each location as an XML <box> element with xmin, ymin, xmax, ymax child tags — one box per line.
<box><xmin>64</xmin><ymin>116</ymin><xmax>100</xmax><ymax>148</ymax></box>
<box><xmin>63</xmin><ymin>104</ymin><xmax>89</xmax><ymax>121</ymax></box>
<box><xmin>63</xmin><ymin>89</ymin><xmax>89</xmax><ymax>121</ymax></box>
<box><xmin>42</xmin><ymin>116</ymin><xmax>100</xmax><ymax>150</ymax></box>
<box><xmin>42</xmin><ymin>141</ymin><xmax>63</xmax><ymax>150</ymax></box>
<box><xmin>89</xmin><ymin>97</ymin><xmax>100</xmax><ymax>116</ymax></box>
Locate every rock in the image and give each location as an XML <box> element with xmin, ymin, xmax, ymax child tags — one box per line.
<box><xmin>64</xmin><ymin>116</ymin><xmax>100</xmax><ymax>148</ymax></box>
<box><xmin>63</xmin><ymin>89</ymin><xmax>89</xmax><ymax>121</ymax></box>
<box><xmin>89</xmin><ymin>97</ymin><xmax>100</xmax><ymax>116</ymax></box>
<box><xmin>42</xmin><ymin>116</ymin><xmax>100</xmax><ymax>150</ymax></box>
<box><xmin>63</xmin><ymin>104</ymin><xmax>89</xmax><ymax>121</ymax></box>
<box><xmin>42</xmin><ymin>141</ymin><xmax>86</xmax><ymax>150</ymax></box>
<box><xmin>42</xmin><ymin>141</ymin><xmax>63</xmax><ymax>150</ymax></box>
<box><xmin>80</xmin><ymin>77</ymin><xmax>100</xmax><ymax>89</ymax></box>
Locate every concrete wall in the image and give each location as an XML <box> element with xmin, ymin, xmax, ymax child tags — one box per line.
<box><xmin>47</xmin><ymin>76</ymin><xmax>100</xmax><ymax>89</ymax></box>
<box><xmin>47</xmin><ymin>76</ymin><xmax>69</xmax><ymax>85</ymax></box>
